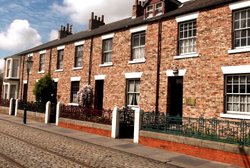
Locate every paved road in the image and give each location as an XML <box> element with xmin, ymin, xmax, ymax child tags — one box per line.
<box><xmin>0</xmin><ymin>119</ymin><xmax>180</xmax><ymax>168</ymax></box>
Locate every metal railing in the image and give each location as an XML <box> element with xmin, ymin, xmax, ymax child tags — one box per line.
<box><xmin>142</xmin><ymin>112</ymin><xmax>250</xmax><ymax>146</ymax></box>
<box><xmin>0</xmin><ymin>98</ymin><xmax>10</xmax><ymax>107</ymax></box>
<box><xmin>60</xmin><ymin>105</ymin><xmax>112</xmax><ymax>125</ymax></box>
<box><xmin>18</xmin><ymin>100</ymin><xmax>46</xmax><ymax>113</ymax></box>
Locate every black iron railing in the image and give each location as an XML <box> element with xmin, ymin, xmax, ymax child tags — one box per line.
<box><xmin>0</xmin><ymin>98</ymin><xmax>10</xmax><ymax>107</ymax></box>
<box><xmin>18</xmin><ymin>100</ymin><xmax>46</xmax><ymax>113</ymax></box>
<box><xmin>142</xmin><ymin>113</ymin><xmax>250</xmax><ymax>146</ymax></box>
<box><xmin>60</xmin><ymin>105</ymin><xmax>112</xmax><ymax>125</ymax></box>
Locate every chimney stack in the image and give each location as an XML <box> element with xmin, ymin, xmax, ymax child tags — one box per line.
<box><xmin>58</xmin><ymin>23</ymin><xmax>73</xmax><ymax>39</ymax></box>
<box><xmin>89</xmin><ymin>12</ymin><xmax>105</xmax><ymax>30</ymax></box>
<box><xmin>132</xmin><ymin>0</ymin><xmax>144</xmax><ymax>19</ymax></box>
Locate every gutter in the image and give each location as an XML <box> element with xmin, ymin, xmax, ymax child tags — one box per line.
<box><xmin>88</xmin><ymin>37</ymin><xmax>94</xmax><ymax>85</ymax></box>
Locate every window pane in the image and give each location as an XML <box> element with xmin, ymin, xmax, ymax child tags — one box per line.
<box><xmin>71</xmin><ymin>81</ymin><xmax>79</xmax><ymax>103</ymax></box>
<box><xmin>127</xmin><ymin>80</ymin><xmax>140</xmax><ymax>106</ymax></box>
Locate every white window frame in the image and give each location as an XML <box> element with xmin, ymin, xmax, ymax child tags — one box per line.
<box><xmin>131</xmin><ymin>31</ymin><xmax>146</xmax><ymax>62</ymax></box>
<box><xmin>155</xmin><ymin>2</ymin><xmax>163</xmax><ymax>16</ymax></box>
<box><xmin>146</xmin><ymin>5</ymin><xmax>154</xmax><ymax>18</ymax></box>
<box><xmin>102</xmin><ymin>38</ymin><xmax>113</xmax><ymax>64</ymax></box>
<box><xmin>3</xmin><ymin>82</ymin><xmax>18</xmax><ymax>99</ymax></box>
<box><xmin>5</xmin><ymin>58</ymin><xmax>20</xmax><ymax>79</ymax></box>
<box><xmin>70</xmin><ymin>80</ymin><xmax>80</xmax><ymax>104</ymax></box>
<box><xmin>38</xmin><ymin>53</ymin><xmax>46</xmax><ymax>73</ymax></box>
<box><xmin>74</xmin><ymin>45</ymin><xmax>83</xmax><ymax>68</ymax></box>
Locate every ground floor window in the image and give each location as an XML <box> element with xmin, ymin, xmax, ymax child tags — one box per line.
<box><xmin>126</xmin><ymin>79</ymin><xmax>140</xmax><ymax>106</ymax></box>
<box><xmin>3</xmin><ymin>85</ymin><xmax>8</xmax><ymax>99</ymax></box>
<box><xmin>70</xmin><ymin>81</ymin><xmax>80</xmax><ymax>103</ymax></box>
<box><xmin>226</xmin><ymin>75</ymin><xmax>250</xmax><ymax>113</ymax></box>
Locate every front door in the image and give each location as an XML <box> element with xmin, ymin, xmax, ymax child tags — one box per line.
<box><xmin>167</xmin><ymin>77</ymin><xmax>183</xmax><ymax>117</ymax></box>
<box><xmin>94</xmin><ymin>80</ymin><xmax>104</xmax><ymax>110</ymax></box>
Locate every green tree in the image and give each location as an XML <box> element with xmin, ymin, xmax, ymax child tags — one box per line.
<box><xmin>33</xmin><ymin>74</ymin><xmax>55</xmax><ymax>105</ymax></box>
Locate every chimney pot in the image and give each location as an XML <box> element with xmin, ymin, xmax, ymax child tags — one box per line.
<box><xmin>67</xmin><ymin>23</ymin><xmax>69</xmax><ymax>31</ymax></box>
<box><xmin>91</xmin><ymin>12</ymin><xmax>94</xmax><ymax>19</ymax></box>
<box><xmin>94</xmin><ymin>16</ymin><xmax>97</xmax><ymax>20</ymax></box>
<box><xmin>70</xmin><ymin>25</ymin><xmax>72</xmax><ymax>33</ymax></box>
<box><xmin>101</xmin><ymin>15</ymin><xmax>104</xmax><ymax>22</ymax></box>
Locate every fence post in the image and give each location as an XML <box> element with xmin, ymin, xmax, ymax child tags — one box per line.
<box><xmin>9</xmin><ymin>98</ymin><xmax>13</xmax><ymax>115</ymax></box>
<box><xmin>133</xmin><ymin>108</ymin><xmax>141</xmax><ymax>144</ymax></box>
<box><xmin>15</xmin><ymin>99</ymin><xmax>19</xmax><ymax>116</ymax></box>
<box><xmin>45</xmin><ymin>101</ymin><xmax>51</xmax><ymax>124</ymax></box>
<box><xmin>111</xmin><ymin>106</ymin><xmax>119</xmax><ymax>138</ymax></box>
<box><xmin>56</xmin><ymin>102</ymin><xmax>61</xmax><ymax>126</ymax></box>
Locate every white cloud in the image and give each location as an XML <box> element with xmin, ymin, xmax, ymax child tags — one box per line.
<box><xmin>0</xmin><ymin>19</ymin><xmax>42</xmax><ymax>52</ymax></box>
<box><xmin>49</xmin><ymin>29</ymin><xmax>58</xmax><ymax>41</ymax></box>
<box><xmin>52</xmin><ymin>0</ymin><xmax>135</xmax><ymax>26</ymax></box>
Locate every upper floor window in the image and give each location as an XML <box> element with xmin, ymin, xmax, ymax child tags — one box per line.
<box><xmin>74</xmin><ymin>45</ymin><xmax>83</xmax><ymax>67</ymax></box>
<box><xmin>70</xmin><ymin>81</ymin><xmax>79</xmax><ymax>103</ymax></box>
<box><xmin>126</xmin><ymin>79</ymin><xmax>140</xmax><ymax>106</ymax></box>
<box><xmin>179</xmin><ymin>20</ymin><xmax>197</xmax><ymax>55</ymax></box>
<box><xmin>155</xmin><ymin>2</ymin><xmax>163</xmax><ymax>16</ymax></box>
<box><xmin>6</xmin><ymin>60</ymin><xmax>11</xmax><ymax>78</ymax></box>
<box><xmin>146</xmin><ymin>5</ymin><xmax>153</xmax><ymax>18</ymax></box>
<box><xmin>233</xmin><ymin>9</ymin><xmax>250</xmax><ymax>48</ymax></box>
<box><xmin>225</xmin><ymin>75</ymin><xmax>250</xmax><ymax>113</ymax></box>
<box><xmin>57</xmin><ymin>49</ymin><xmax>64</xmax><ymax>70</ymax></box>
<box><xmin>5</xmin><ymin>58</ymin><xmax>19</xmax><ymax>78</ymax></box>
<box><xmin>132</xmin><ymin>32</ymin><xmax>145</xmax><ymax>60</ymax></box>
<box><xmin>102</xmin><ymin>39</ymin><xmax>112</xmax><ymax>64</ymax></box>
<box><xmin>39</xmin><ymin>53</ymin><xmax>45</xmax><ymax>72</ymax></box>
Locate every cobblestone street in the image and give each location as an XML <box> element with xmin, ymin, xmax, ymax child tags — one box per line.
<box><xmin>0</xmin><ymin>119</ymin><xmax>179</xmax><ymax>168</ymax></box>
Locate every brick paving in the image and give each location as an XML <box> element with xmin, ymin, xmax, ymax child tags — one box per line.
<box><xmin>0</xmin><ymin>119</ymin><xmax>178</xmax><ymax>168</ymax></box>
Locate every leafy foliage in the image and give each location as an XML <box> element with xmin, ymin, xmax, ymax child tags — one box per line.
<box><xmin>33</xmin><ymin>74</ymin><xmax>55</xmax><ymax>105</ymax></box>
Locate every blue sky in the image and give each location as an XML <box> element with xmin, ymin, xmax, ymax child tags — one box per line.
<box><xmin>0</xmin><ymin>0</ymin><xmax>135</xmax><ymax>68</ymax></box>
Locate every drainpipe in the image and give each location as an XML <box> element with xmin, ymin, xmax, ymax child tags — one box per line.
<box><xmin>155</xmin><ymin>19</ymin><xmax>162</xmax><ymax>114</ymax></box>
<box><xmin>48</xmin><ymin>48</ymin><xmax>52</xmax><ymax>75</ymax></box>
<box><xmin>88</xmin><ymin>37</ymin><xmax>94</xmax><ymax>85</ymax></box>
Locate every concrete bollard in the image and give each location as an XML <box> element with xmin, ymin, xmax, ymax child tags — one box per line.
<box><xmin>9</xmin><ymin>98</ymin><xmax>13</xmax><ymax>116</ymax></box>
<box><xmin>133</xmin><ymin>108</ymin><xmax>141</xmax><ymax>144</ymax></box>
<box><xmin>45</xmin><ymin>101</ymin><xmax>51</xmax><ymax>124</ymax></box>
<box><xmin>111</xmin><ymin>106</ymin><xmax>120</xmax><ymax>138</ymax></box>
<box><xmin>15</xmin><ymin>99</ymin><xmax>19</xmax><ymax>116</ymax></box>
<box><xmin>55</xmin><ymin>102</ymin><xmax>61</xmax><ymax>126</ymax></box>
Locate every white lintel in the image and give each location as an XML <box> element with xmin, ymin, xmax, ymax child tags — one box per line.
<box><xmin>221</xmin><ymin>65</ymin><xmax>250</xmax><ymax>74</ymax></box>
<box><xmin>130</xmin><ymin>25</ymin><xmax>147</xmax><ymax>33</ymax></box>
<box><xmin>166</xmin><ymin>69</ymin><xmax>187</xmax><ymax>77</ymax></box>
<box><xmin>176</xmin><ymin>12</ymin><xmax>199</xmax><ymax>22</ymax></box>
<box><xmin>53</xmin><ymin>78</ymin><xmax>59</xmax><ymax>82</ymax></box>
<box><xmin>71</xmin><ymin>77</ymin><xmax>81</xmax><ymax>81</ymax></box>
<box><xmin>39</xmin><ymin>50</ymin><xmax>46</xmax><ymax>54</ymax></box>
<box><xmin>28</xmin><ymin>53</ymin><xmax>33</xmax><ymax>57</ymax></box>
<box><xmin>57</xmin><ymin>45</ymin><xmax>65</xmax><ymax>50</ymax></box>
<box><xmin>229</xmin><ymin>1</ymin><xmax>250</xmax><ymax>10</ymax></box>
<box><xmin>125</xmin><ymin>72</ymin><xmax>143</xmax><ymax>79</ymax></box>
<box><xmin>23</xmin><ymin>80</ymin><xmax>27</xmax><ymax>84</ymax></box>
<box><xmin>102</xmin><ymin>33</ymin><xmax>115</xmax><ymax>40</ymax></box>
<box><xmin>95</xmin><ymin>75</ymin><xmax>106</xmax><ymax>80</ymax></box>
<box><xmin>74</xmin><ymin>40</ymin><xmax>85</xmax><ymax>46</ymax></box>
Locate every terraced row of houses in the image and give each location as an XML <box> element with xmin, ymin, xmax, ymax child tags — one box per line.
<box><xmin>3</xmin><ymin>0</ymin><xmax>250</xmax><ymax>120</ymax></box>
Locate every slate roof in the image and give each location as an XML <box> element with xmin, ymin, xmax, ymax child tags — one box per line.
<box><xmin>15</xmin><ymin>0</ymin><xmax>235</xmax><ymax>57</ymax></box>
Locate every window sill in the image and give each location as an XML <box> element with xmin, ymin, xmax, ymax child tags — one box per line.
<box><xmin>228</xmin><ymin>47</ymin><xmax>250</xmax><ymax>54</ymax></box>
<box><xmin>5</xmin><ymin>77</ymin><xmax>19</xmax><ymax>80</ymax></box>
<box><xmin>99</xmin><ymin>63</ymin><xmax>113</xmax><ymax>67</ymax></box>
<box><xmin>55</xmin><ymin>69</ymin><xmax>63</xmax><ymax>72</ymax></box>
<box><xmin>72</xmin><ymin>67</ymin><xmax>83</xmax><ymax>70</ymax></box>
<box><xmin>38</xmin><ymin>71</ymin><xmax>45</xmax><ymax>74</ymax></box>
<box><xmin>68</xmin><ymin>103</ymin><xmax>79</xmax><ymax>106</ymax></box>
<box><xmin>128</xmin><ymin>59</ymin><xmax>146</xmax><ymax>64</ymax></box>
<box><xmin>174</xmin><ymin>53</ymin><xmax>199</xmax><ymax>59</ymax></box>
<box><xmin>220</xmin><ymin>113</ymin><xmax>250</xmax><ymax>120</ymax></box>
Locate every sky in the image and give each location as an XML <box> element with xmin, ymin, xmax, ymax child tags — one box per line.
<box><xmin>0</xmin><ymin>0</ymin><xmax>136</xmax><ymax>69</ymax></box>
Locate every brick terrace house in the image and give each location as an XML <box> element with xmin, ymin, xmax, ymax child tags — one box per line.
<box><xmin>3</xmin><ymin>0</ymin><xmax>250</xmax><ymax>120</ymax></box>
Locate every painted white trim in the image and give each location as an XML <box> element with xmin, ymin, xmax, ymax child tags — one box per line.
<box><xmin>38</xmin><ymin>70</ymin><xmax>45</xmax><ymax>74</ymax></box>
<box><xmin>102</xmin><ymin>33</ymin><xmax>115</xmax><ymax>40</ymax></box>
<box><xmin>179</xmin><ymin>0</ymin><xmax>192</xmax><ymax>2</ymax></box>
<box><xmin>174</xmin><ymin>53</ymin><xmax>199</xmax><ymax>59</ymax></box>
<box><xmin>95</xmin><ymin>75</ymin><xmax>106</xmax><ymax>80</ymax></box>
<box><xmin>55</xmin><ymin>69</ymin><xmax>63</xmax><ymax>72</ymax></box>
<box><xmin>130</xmin><ymin>25</ymin><xmax>147</xmax><ymax>33</ymax></box>
<box><xmin>53</xmin><ymin>78</ymin><xmax>59</xmax><ymax>82</ymax></box>
<box><xmin>72</xmin><ymin>67</ymin><xmax>83</xmax><ymax>70</ymax></box>
<box><xmin>125</xmin><ymin>72</ymin><xmax>143</xmax><ymax>79</ymax></box>
<box><xmin>28</xmin><ymin>53</ymin><xmax>33</xmax><ymax>57</ymax></box>
<box><xmin>166</xmin><ymin>69</ymin><xmax>187</xmax><ymax>77</ymax></box>
<box><xmin>228</xmin><ymin>47</ymin><xmax>250</xmax><ymax>54</ymax></box>
<box><xmin>99</xmin><ymin>63</ymin><xmax>113</xmax><ymax>67</ymax></box>
<box><xmin>71</xmin><ymin>77</ymin><xmax>81</xmax><ymax>81</ymax></box>
<box><xmin>220</xmin><ymin>113</ymin><xmax>250</xmax><ymax>120</ymax></box>
<box><xmin>36</xmin><ymin>79</ymin><xmax>39</xmax><ymax>82</ymax></box>
<box><xmin>5</xmin><ymin>58</ymin><xmax>20</xmax><ymax>79</ymax></box>
<box><xmin>39</xmin><ymin>50</ymin><xmax>46</xmax><ymax>54</ymax></box>
<box><xmin>23</xmin><ymin>80</ymin><xmax>27</xmax><ymax>84</ymax></box>
<box><xmin>67</xmin><ymin>103</ymin><xmax>79</xmax><ymax>106</ymax></box>
<box><xmin>57</xmin><ymin>45</ymin><xmax>65</xmax><ymax>50</ymax></box>
<box><xmin>229</xmin><ymin>1</ymin><xmax>250</xmax><ymax>10</ymax></box>
<box><xmin>176</xmin><ymin>12</ymin><xmax>199</xmax><ymax>22</ymax></box>
<box><xmin>128</xmin><ymin>58</ymin><xmax>146</xmax><ymax>64</ymax></box>
<box><xmin>221</xmin><ymin>65</ymin><xmax>250</xmax><ymax>74</ymax></box>
<box><xmin>74</xmin><ymin>40</ymin><xmax>85</xmax><ymax>46</ymax></box>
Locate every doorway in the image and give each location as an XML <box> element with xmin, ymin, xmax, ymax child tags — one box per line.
<box><xmin>94</xmin><ymin>80</ymin><xmax>104</xmax><ymax>110</ymax></box>
<box><xmin>167</xmin><ymin>77</ymin><xmax>183</xmax><ymax>117</ymax></box>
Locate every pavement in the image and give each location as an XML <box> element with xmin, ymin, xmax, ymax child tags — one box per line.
<box><xmin>0</xmin><ymin>113</ymin><xmax>240</xmax><ymax>168</ymax></box>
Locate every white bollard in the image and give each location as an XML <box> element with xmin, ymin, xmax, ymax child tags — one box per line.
<box><xmin>15</xmin><ymin>99</ymin><xmax>19</xmax><ymax>116</ymax></box>
<box><xmin>133</xmin><ymin>108</ymin><xmax>141</xmax><ymax>144</ymax></box>
<box><xmin>55</xmin><ymin>102</ymin><xmax>61</xmax><ymax>126</ymax></box>
<box><xmin>9</xmin><ymin>98</ymin><xmax>13</xmax><ymax>116</ymax></box>
<box><xmin>45</xmin><ymin>101</ymin><xmax>51</xmax><ymax>124</ymax></box>
<box><xmin>111</xmin><ymin>106</ymin><xmax>120</xmax><ymax>138</ymax></box>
